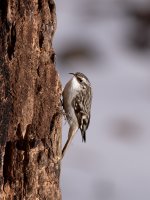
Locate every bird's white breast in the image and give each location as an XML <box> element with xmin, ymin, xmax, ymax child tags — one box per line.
<box><xmin>63</xmin><ymin>76</ymin><xmax>81</xmax><ymax>126</ymax></box>
<box><xmin>65</xmin><ymin>76</ymin><xmax>80</xmax><ymax>104</ymax></box>
<box><xmin>71</xmin><ymin>76</ymin><xmax>80</xmax><ymax>90</ymax></box>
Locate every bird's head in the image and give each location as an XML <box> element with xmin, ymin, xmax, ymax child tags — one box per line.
<box><xmin>69</xmin><ymin>72</ymin><xmax>91</xmax><ymax>89</ymax></box>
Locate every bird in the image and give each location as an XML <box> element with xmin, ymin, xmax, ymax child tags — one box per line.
<box><xmin>62</xmin><ymin>72</ymin><xmax>92</xmax><ymax>158</ymax></box>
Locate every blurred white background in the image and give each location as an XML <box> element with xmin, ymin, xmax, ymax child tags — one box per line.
<box><xmin>54</xmin><ymin>0</ymin><xmax>150</xmax><ymax>199</ymax></box>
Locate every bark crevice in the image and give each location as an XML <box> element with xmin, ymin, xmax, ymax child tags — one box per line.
<box><xmin>7</xmin><ymin>24</ymin><xmax>16</xmax><ymax>60</ymax></box>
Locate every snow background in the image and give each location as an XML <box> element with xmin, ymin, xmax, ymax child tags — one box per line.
<box><xmin>54</xmin><ymin>0</ymin><xmax>150</xmax><ymax>199</ymax></box>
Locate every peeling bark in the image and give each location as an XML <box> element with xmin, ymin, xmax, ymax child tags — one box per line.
<box><xmin>0</xmin><ymin>0</ymin><xmax>62</xmax><ymax>199</ymax></box>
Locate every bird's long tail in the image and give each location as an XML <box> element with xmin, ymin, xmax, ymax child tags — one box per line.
<box><xmin>82</xmin><ymin>131</ymin><xmax>86</xmax><ymax>142</ymax></box>
<box><xmin>62</xmin><ymin>126</ymin><xmax>78</xmax><ymax>158</ymax></box>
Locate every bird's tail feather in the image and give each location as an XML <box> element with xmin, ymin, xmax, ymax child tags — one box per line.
<box><xmin>82</xmin><ymin>132</ymin><xmax>86</xmax><ymax>142</ymax></box>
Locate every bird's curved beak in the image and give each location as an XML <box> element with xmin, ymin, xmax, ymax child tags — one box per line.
<box><xmin>69</xmin><ymin>73</ymin><xmax>75</xmax><ymax>76</ymax></box>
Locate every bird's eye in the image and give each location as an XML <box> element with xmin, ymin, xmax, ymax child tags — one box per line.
<box><xmin>78</xmin><ymin>78</ymin><xmax>83</xmax><ymax>83</ymax></box>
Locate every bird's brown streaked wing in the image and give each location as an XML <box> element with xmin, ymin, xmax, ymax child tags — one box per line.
<box><xmin>72</xmin><ymin>91</ymin><xmax>91</xmax><ymax>142</ymax></box>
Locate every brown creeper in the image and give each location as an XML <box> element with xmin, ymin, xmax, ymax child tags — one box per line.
<box><xmin>62</xmin><ymin>72</ymin><xmax>92</xmax><ymax>158</ymax></box>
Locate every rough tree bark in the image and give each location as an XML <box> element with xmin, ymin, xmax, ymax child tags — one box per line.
<box><xmin>0</xmin><ymin>0</ymin><xmax>62</xmax><ymax>199</ymax></box>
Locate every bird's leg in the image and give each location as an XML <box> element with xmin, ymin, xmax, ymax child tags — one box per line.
<box><xmin>62</xmin><ymin>125</ymin><xmax>78</xmax><ymax>159</ymax></box>
<box><xmin>56</xmin><ymin>98</ymin><xmax>67</xmax><ymax>120</ymax></box>
<box><xmin>58</xmin><ymin>109</ymin><xmax>66</xmax><ymax>118</ymax></box>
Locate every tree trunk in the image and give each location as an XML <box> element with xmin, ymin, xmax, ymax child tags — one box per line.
<box><xmin>0</xmin><ymin>0</ymin><xmax>62</xmax><ymax>199</ymax></box>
